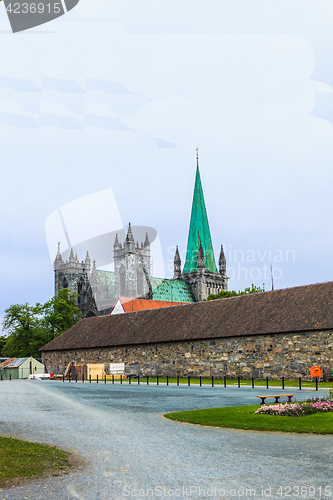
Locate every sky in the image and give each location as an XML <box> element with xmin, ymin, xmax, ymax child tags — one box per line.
<box><xmin>1</xmin><ymin>0</ymin><xmax>333</xmax><ymax>320</ymax></box>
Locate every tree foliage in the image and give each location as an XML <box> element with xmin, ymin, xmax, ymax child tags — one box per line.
<box><xmin>206</xmin><ymin>284</ymin><xmax>264</xmax><ymax>301</ymax></box>
<box><xmin>43</xmin><ymin>288</ymin><xmax>82</xmax><ymax>339</ymax></box>
<box><xmin>1</xmin><ymin>289</ymin><xmax>81</xmax><ymax>358</ymax></box>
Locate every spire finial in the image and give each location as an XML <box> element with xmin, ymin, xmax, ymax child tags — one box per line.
<box><xmin>57</xmin><ymin>242</ymin><xmax>61</xmax><ymax>254</ymax></box>
<box><xmin>196</xmin><ymin>146</ymin><xmax>199</xmax><ymax>166</ymax></box>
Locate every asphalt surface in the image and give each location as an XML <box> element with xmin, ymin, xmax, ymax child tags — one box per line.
<box><xmin>0</xmin><ymin>381</ymin><xmax>332</xmax><ymax>500</ymax></box>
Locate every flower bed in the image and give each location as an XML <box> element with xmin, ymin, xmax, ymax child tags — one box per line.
<box><xmin>254</xmin><ymin>399</ymin><xmax>333</xmax><ymax>417</ymax></box>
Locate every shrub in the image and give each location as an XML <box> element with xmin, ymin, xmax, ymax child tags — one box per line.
<box><xmin>254</xmin><ymin>399</ymin><xmax>333</xmax><ymax>417</ymax></box>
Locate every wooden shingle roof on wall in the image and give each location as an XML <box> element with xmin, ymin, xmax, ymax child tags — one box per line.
<box><xmin>40</xmin><ymin>282</ymin><xmax>333</xmax><ymax>352</ymax></box>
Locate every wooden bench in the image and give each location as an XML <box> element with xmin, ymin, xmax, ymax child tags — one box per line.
<box><xmin>257</xmin><ymin>394</ymin><xmax>295</xmax><ymax>405</ymax></box>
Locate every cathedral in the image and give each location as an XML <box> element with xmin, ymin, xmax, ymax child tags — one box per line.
<box><xmin>53</xmin><ymin>153</ymin><xmax>228</xmax><ymax>316</ymax></box>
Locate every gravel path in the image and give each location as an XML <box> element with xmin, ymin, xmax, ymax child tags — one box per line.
<box><xmin>0</xmin><ymin>381</ymin><xmax>332</xmax><ymax>500</ymax></box>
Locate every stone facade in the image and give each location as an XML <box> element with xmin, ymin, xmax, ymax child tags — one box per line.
<box><xmin>175</xmin><ymin>245</ymin><xmax>228</xmax><ymax>301</ymax></box>
<box><xmin>54</xmin><ymin>245</ymin><xmax>98</xmax><ymax>317</ymax></box>
<box><xmin>42</xmin><ymin>329</ymin><xmax>333</xmax><ymax>381</ymax></box>
<box><xmin>114</xmin><ymin>223</ymin><xmax>151</xmax><ymax>299</ymax></box>
<box><xmin>53</xmin><ymin>224</ymin><xmax>152</xmax><ymax>316</ymax></box>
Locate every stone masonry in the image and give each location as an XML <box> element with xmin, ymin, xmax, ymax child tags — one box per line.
<box><xmin>42</xmin><ymin>329</ymin><xmax>333</xmax><ymax>381</ymax></box>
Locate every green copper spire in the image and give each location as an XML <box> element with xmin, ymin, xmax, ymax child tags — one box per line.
<box><xmin>182</xmin><ymin>152</ymin><xmax>218</xmax><ymax>274</ymax></box>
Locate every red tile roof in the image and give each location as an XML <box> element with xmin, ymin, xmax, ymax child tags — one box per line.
<box><xmin>110</xmin><ymin>297</ymin><xmax>186</xmax><ymax>314</ymax></box>
<box><xmin>40</xmin><ymin>282</ymin><xmax>333</xmax><ymax>352</ymax></box>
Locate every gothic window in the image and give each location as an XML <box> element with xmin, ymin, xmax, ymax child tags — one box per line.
<box><xmin>63</xmin><ymin>277</ymin><xmax>68</xmax><ymax>288</ymax></box>
<box><xmin>120</xmin><ymin>266</ymin><xmax>125</xmax><ymax>296</ymax></box>
<box><xmin>77</xmin><ymin>279</ymin><xmax>84</xmax><ymax>304</ymax></box>
<box><xmin>137</xmin><ymin>270</ymin><xmax>144</xmax><ymax>296</ymax></box>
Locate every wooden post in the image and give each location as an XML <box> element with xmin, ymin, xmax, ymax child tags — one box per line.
<box><xmin>188</xmin><ymin>376</ymin><xmax>190</xmax><ymax>387</ymax></box>
<box><xmin>224</xmin><ymin>375</ymin><xmax>226</xmax><ymax>388</ymax></box>
<box><xmin>299</xmin><ymin>377</ymin><xmax>301</xmax><ymax>391</ymax></box>
<box><xmin>177</xmin><ymin>376</ymin><xmax>179</xmax><ymax>386</ymax></box>
<box><xmin>212</xmin><ymin>376</ymin><xmax>214</xmax><ymax>387</ymax></box>
<box><xmin>97</xmin><ymin>374</ymin><xmax>98</xmax><ymax>384</ymax></box>
<box><xmin>200</xmin><ymin>376</ymin><xmax>202</xmax><ymax>387</ymax></box>
<box><xmin>238</xmin><ymin>376</ymin><xmax>240</xmax><ymax>388</ymax></box>
<box><xmin>266</xmin><ymin>376</ymin><xmax>269</xmax><ymax>389</ymax></box>
<box><xmin>282</xmin><ymin>376</ymin><xmax>284</xmax><ymax>390</ymax></box>
<box><xmin>252</xmin><ymin>377</ymin><xmax>254</xmax><ymax>389</ymax></box>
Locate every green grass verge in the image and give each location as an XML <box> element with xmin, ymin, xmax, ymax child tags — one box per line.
<box><xmin>164</xmin><ymin>405</ymin><xmax>333</xmax><ymax>434</ymax></box>
<box><xmin>0</xmin><ymin>436</ymin><xmax>72</xmax><ymax>487</ymax></box>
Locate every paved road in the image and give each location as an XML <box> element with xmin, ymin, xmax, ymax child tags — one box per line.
<box><xmin>0</xmin><ymin>381</ymin><xmax>332</xmax><ymax>500</ymax></box>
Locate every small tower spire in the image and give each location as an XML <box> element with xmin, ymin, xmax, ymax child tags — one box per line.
<box><xmin>196</xmin><ymin>146</ymin><xmax>199</xmax><ymax>167</ymax></box>
<box><xmin>219</xmin><ymin>245</ymin><xmax>226</xmax><ymax>274</ymax></box>
<box><xmin>54</xmin><ymin>242</ymin><xmax>63</xmax><ymax>270</ymax></box>
<box><xmin>114</xmin><ymin>233</ymin><xmax>121</xmax><ymax>248</ymax></box>
<box><xmin>126</xmin><ymin>223</ymin><xmax>135</xmax><ymax>243</ymax></box>
<box><xmin>69</xmin><ymin>248</ymin><xmax>75</xmax><ymax>262</ymax></box>
<box><xmin>85</xmin><ymin>251</ymin><xmax>91</xmax><ymax>275</ymax></box>
<box><xmin>197</xmin><ymin>241</ymin><xmax>205</xmax><ymax>270</ymax></box>
<box><xmin>173</xmin><ymin>245</ymin><xmax>182</xmax><ymax>279</ymax></box>
<box><xmin>125</xmin><ymin>223</ymin><xmax>135</xmax><ymax>253</ymax></box>
<box><xmin>144</xmin><ymin>232</ymin><xmax>150</xmax><ymax>247</ymax></box>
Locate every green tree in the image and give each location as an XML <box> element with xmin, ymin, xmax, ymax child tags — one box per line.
<box><xmin>43</xmin><ymin>288</ymin><xmax>82</xmax><ymax>338</ymax></box>
<box><xmin>0</xmin><ymin>335</ymin><xmax>8</xmax><ymax>356</ymax></box>
<box><xmin>239</xmin><ymin>284</ymin><xmax>264</xmax><ymax>295</ymax></box>
<box><xmin>1</xmin><ymin>289</ymin><xmax>82</xmax><ymax>358</ymax></box>
<box><xmin>206</xmin><ymin>284</ymin><xmax>263</xmax><ymax>301</ymax></box>
<box><xmin>1</xmin><ymin>303</ymin><xmax>49</xmax><ymax>358</ymax></box>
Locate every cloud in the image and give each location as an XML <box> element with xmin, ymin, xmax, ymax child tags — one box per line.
<box><xmin>42</xmin><ymin>77</ymin><xmax>85</xmax><ymax>93</ymax></box>
<box><xmin>86</xmin><ymin>78</ymin><xmax>134</xmax><ymax>95</ymax></box>
<box><xmin>83</xmin><ymin>114</ymin><xmax>134</xmax><ymax>131</ymax></box>
<box><xmin>86</xmin><ymin>91</ymin><xmax>151</xmax><ymax>116</ymax></box>
<box><xmin>149</xmin><ymin>136</ymin><xmax>176</xmax><ymax>149</ymax></box>
<box><xmin>42</xmin><ymin>89</ymin><xmax>85</xmax><ymax>114</ymax></box>
<box><xmin>310</xmin><ymin>93</ymin><xmax>333</xmax><ymax>125</ymax></box>
<box><xmin>0</xmin><ymin>112</ymin><xmax>38</xmax><ymax>128</ymax></box>
<box><xmin>39</xmin><ymin>113</ymin><xmax>82</xmax><ymax>129</ymax></box>
<box><xmin>0</xmin><ymin>76</ymin><xmax>41</xmax><ymax>92</ymax></box>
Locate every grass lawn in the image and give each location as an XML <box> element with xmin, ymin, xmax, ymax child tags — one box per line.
<box><xmin>164</xmin><ymin>405</ymin><xmax>333</xmax><ymax>434</ymax></box>
<box><xmin>0</xmin><ymin>436</ymin><xmax>72</xmax><ymax>488</ymax></box>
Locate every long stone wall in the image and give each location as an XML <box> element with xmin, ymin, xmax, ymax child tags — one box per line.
<box><xmin>42</xmin><ymin>329</ymin><xmax>333</xmax><ymax>381</ymax></box>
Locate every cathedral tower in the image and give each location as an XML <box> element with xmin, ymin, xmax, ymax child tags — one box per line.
<box><xmin>53</xmin><ymin>243</ymin><xmax>98</xmax><ymax>317</ymax></box>
<box><xmin>176</xmin><ymin>151</ymin><xmax>228</xmax><ymax>301</ymax></box>
<box><xmin>114</xmin><ymin>223</ymin><xmax>152</xmax><ymax>298</ymax></box>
